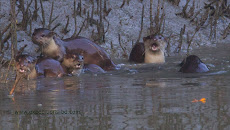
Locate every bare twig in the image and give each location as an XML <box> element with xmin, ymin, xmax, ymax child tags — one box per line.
<box><xmin>48</xmin><ymin>1</ymin><xmax>54</xmax><ymax>29</ymax></box>
<box><xmin>176</xmin><ymin>0</ymin><xmax>191</xmax><ymax>18</ymax></box>
<box><xmin>136</xmin><ymin>5</ymin><xmax>144</xmax><ymax>43</ymax></box>
<box><xmin>10</xmin><ymin>0</ymin><xmax>17</xmax><ymax>59</ymax></box>
<box><xmin>167</xmin><ymin>0</ymin><xmax>180</xmax><ymax>6</ymax></box>
<box><xmin>1</xmin><ymin>23</ymin><xmax>11</xmax><ymax>35</ymax></box>
<box><xmin>190</xmin><ymin>10</ymin><xmax>201</xmax><ymax>23</ymax></box>
<box><xmin>187</xmin><ymin>26</ymin><xmax>200</xmax><ymax>54</ymax></box>
<box><xmin>76</xmin><ymin>19</ymin><xmax>87</xmax><ymax>36</ymax></box>
<box><xmin>150</xmin><ymin>0</ymin><xmax>153</xmax><ymax>34</ymax></box>
<box><xmin>9</xmin><ymin>74</ymin><xmax>24</xmax><ymax>95</ymax></box>
<box><xmin>40</xmin><ymin>0</ymin><xmax>46</xmax><ymax>27</ymax></box>
<box><xmin>199</xmin><ymin>8</ymin><xmax>209</xmax><ymax>27</ymax></box>
<box><xmin>103</xmin><ymin>0</ymin><xmax>112</xmax><ymax>17</ymax></box>
<box><xmin>17</xmin><ymin>44</ymin><xmax>27</xmax><ymax>56</ymax></box>
<box><xmin>222</xmin><ymin>23</ymin><xmax>230</xmax><ymax>39</ymax></box>
<box><xmin>62</xmin><ymin>15</ymin><xmax>70</xmax><ymax>34</ymax></box>
<box><xmin>4</xmin><ymin>58</ymin><xmax>13</xmax><ymax>83</ymax></box>
<box><xmin>120</xmin><ymin>0</ymin><xmax>126</xmax><ymax>8</ymax></box>
<box><xmin>32</xmin><ymin>0</ymin><xmax>39</xmax><ymax>21</ymax></box>
<box><xmin>51</xmin><ymin>23</ymin><xmax>61</xmax><ymax>31</ymax></box>
<box><xmin>77</xmin><ymin>0</ymin><xmax>82</xmax><ymax>16</ymax></box>
<box><xmin>20</xmin><ymin>0</ymin><xmax>33</xmax><ymax>30</ymax></box>
<box><xmin>177</xmin><ymin>24</ymin><xmax>186</xmax><ymax>53</ymax></box>
<box><xmin>187</xmin><ymin>0</ymin><xmax>195</xmax><ymax>18</ymax></box>
<box><xmin>118</xmin><ymin>34</ymin><xmax>128</xmax><ymax>58</ymax></box>
<box><xmin>159</xmin><ymin>1</ymin><xmax>165</xmax><ymax>34</ymax></box>
<box><xmin>73</xmin><ymin>0</ymin><xmax>78</xmax><ymax>36</ymax></box>
<box><xmin>0</xmin><ymin>30</ymin><xmax>2</xmax><ymax>52</ymax></box>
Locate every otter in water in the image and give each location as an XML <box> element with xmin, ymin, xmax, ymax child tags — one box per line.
<box><xmin>179</xmin><ymin>55</ymin><xmax>209</xmax><ymax>73</ymax></box>
<box><xmin>83</xmin><ymin>64</ymin><xmax>105</xmax><ymax>73</ymax></box>
<box><xmin>129</xmin><ymin>35</ymin><xmax>166</xmax><ymax>63</ymax></box>
<box><xmin>16</xmin><ymin>53</ymin><xmax>84</xmax><ymax>80</ymax></box>
<box><xmin>32</xmin><ymin>28</ymin><xmax>116</xmax><ymax>71</ymax></box>
<box><xmin>129</xmin><ymin>42</ymin><xmax>145</xmax><ymax>63</ymax></box>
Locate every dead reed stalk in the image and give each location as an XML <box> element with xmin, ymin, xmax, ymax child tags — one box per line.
<box><xmin>136</xmin><ymin>5</ymin><xmax>144</xmax><ymax>43</ymax></box>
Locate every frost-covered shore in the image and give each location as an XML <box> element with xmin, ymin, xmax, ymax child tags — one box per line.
<box><xmin>0</xmin><ymin>0</ymin><xmax>229</xmax><ymax>60</ymax></box>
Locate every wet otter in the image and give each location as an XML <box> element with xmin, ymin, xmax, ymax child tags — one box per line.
<box><xmin>83</xmin><ymin>64</ymin><xmax>105</xmax><ymax>73</ymax></box>
<box><xmin>129</xmin><ymin>35</ymin><xmax>166</xmax><ymax>63</ymax></box>
<box><xmin>32</xmin><ymin>28</ymin><xmax>116</xmax><ymax>71</ymax></box>
<box><xmin>179</xmin><ymin>55</ymin><xmax>209</xmax><ymax>73</ymax></box>
<box><xmin>129</xmin><ymin>42</ymin><xmax>145</xmax><ymax>63</ymax></box>
<box><xmin>15</xmin><ymin>53</ymin><xmax>84</xmax><ymax>79</ymax></box>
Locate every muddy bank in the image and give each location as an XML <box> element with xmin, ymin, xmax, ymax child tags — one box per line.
<box><xmin>0</xmin><ymin>0</ymin><xmax>230</xmax><ymax>60</ymax></box>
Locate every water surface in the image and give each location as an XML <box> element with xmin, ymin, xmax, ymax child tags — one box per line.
<box><xmin>0</xmin><ymin>44</ymin><xmax>230</xmax><ymax>129</ymax></box>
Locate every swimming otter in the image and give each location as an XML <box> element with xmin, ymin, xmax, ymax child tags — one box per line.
<box><xmin>83</xmin><ymin>64</ymin><xmax>105</xmax><ymax>73</ymax></box>
<box><xmin>179</xmin><ymin>55</ymin><xmax>209</xmax><ymax>73</ymax></box>
<box><xmin>129</xmin><ymin>35</ymin><xmax>166</xmax><ymax>63</ymax></box>
<box><xmin>15</xmin><ymin>53</ymin><xmax>84</xmax><ymax>79</ymax></box>
<box><xmin>32</xmin><ymin>28</ymin><xmax>116</xmax><ymax>71</ymax></box>
<box><xmin>129</xmin><ymin>42</ymin><xmax>145</xmax><ymax>63</ymax></box>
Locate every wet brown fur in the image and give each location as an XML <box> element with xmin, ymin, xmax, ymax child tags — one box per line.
<box><xmin>32</xmin><ymin>28</ymin><xmax>116</xmax><ymax>71</ymax></box>
<box><xmin>15</xmin><ymin>53</ymin><xmax>84</xmax><ymax>79</ymax></box>
<box><xmin>129</xmin><ymin>35</ymin><xmax>166</xmax><ymax>63</ymax></box>
<box><xmin>179</xmin><ymin>55</ymin><xmax>209</xmax><ymax>73</ymax></box>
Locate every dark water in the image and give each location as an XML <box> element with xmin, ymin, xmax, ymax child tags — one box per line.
<box><xmin>0</xmin><ymin>44</ymin><xmax>230</xmax><ymax>129</ymax></box>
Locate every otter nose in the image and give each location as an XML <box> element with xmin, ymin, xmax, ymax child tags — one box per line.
<box><xmin>20</xmin><ymin>64</ymin><xmax>25</xmax><ymax>67</ymax></box>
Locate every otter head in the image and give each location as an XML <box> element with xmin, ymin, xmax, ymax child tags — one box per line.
<box><xmin>62</xmin><ymin>52</ymin><xmax>84</xmax><ymax>75</ymax></box>
<box><xmin>32</xmin><ymin>28</ymin><xmax>56</xmax><ymax>47</ymax></box>
<box><xmin>15</xmin><ymin>54</ymin><xmax>36</xmax><ymax>77</ymax></box>
<box><xmin>143</xmin><ymin>35</ymin><xmax>166</xmax><ymax>53</ymax></box>
<box><xmin>179</xmin><ymin>55</ymin><xmax>209</xmax><ymax>73</ymax></box>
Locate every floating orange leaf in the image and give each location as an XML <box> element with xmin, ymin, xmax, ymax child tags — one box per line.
<box><xmin>191</xmin><ymin>98</ymin><xmax>206</xmax><ymax>104</ymax></box>
<box><xmin>191</xmin><ymin>99</ymin><xmax>199</xmax><ymax>102</ymax></box>
<box><xmin>199</xmin><ymin>98</ymin><xmax>206</xmax><ymax>104</ymax></box>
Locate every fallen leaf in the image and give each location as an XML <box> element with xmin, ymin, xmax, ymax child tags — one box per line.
<box><xmin>199</xmin><ymin>98</ymin><xmax>206</xmax><ymax>102</ymax></box>
<box><xmin>199</xmin><ymin>98</ymin><xmax>206</xmax><ymax>104</ymax></box>
<box><xmin>191</xmin><ymin>99</ymin><xmax>199</xmax><ymax>103</ymax></box>
<box><xmin>192</xmin><ymin>98</ymin><xmax>206</xmax><ymax>104</ymax></box>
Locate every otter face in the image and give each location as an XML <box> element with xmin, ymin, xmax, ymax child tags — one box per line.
<box><xmin>16</xmin><ymin>55</ymin><xmax>36</xmax><ymax>76</ymax></box>
<box><xmin>32</xmin><ymin>28</ymin><xmax>56</xmax><ymax>47</ymax></box>
<box><xmin>179</xmin><ymin>55</ymin><xmax>209</xmax><ymax>73</ymax></box>
<box><xmin>62</xmin><ymin>53</ymin><xmax>84</xmax><ymax>74</ymax></box>
<box><xmin>143</xmin><ymin>35</ymin><xmax>166</xmax><ymax>53</ymax></box>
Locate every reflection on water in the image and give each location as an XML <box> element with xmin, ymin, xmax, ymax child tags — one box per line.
<box><xmin>0</xmin><ymin>44</ymin><xmax>230</xmax><ymax>129</ymax></box>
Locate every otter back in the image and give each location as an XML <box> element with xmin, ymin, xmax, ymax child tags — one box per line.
<box><xmin>36</xmin><ymin>58</ymin><xmax>66</xmax><ymax>77</ymax></box>
<box><xmin>129</xmin><ymin>42</ymin><xmax>145</xmax><ymax>63</ymax></box>
<box><xmin>62</xmin><ymin>38</ymin><xmax>116</xmax><ymax>71</ymax></box>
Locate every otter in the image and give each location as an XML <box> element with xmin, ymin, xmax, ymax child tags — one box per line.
<box><xmin>32</xmin><ymin>28</ymin><xmax>116</xmax><ymax>71</ymax></box>
<box><xmin>129</xmin><ymin>35</ymin><xmax>166</xmax><ymax>63</ymax></box>
<box><xmin>179</xmin><ymin>55</ymin><xmax>209</xmax><ymax>73</ymax></box>
<box><xmin>83</xmin><ymin>64</ymin><xmax>105</xmax><ymax>73</ymax></box>
<box><xmin>15</xmin><ymin>53</ymin><xmax>84</xmax><ymax>80</ymax></box>
<box><xmin>129</xmin><ymin>42</ymin><xmax>145</xmax><ymax>63</ymax></box>
<box><xmin>9</xmin><ymin>53</ymin><xmax>84</xmax><ymax>95</ymax></box>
